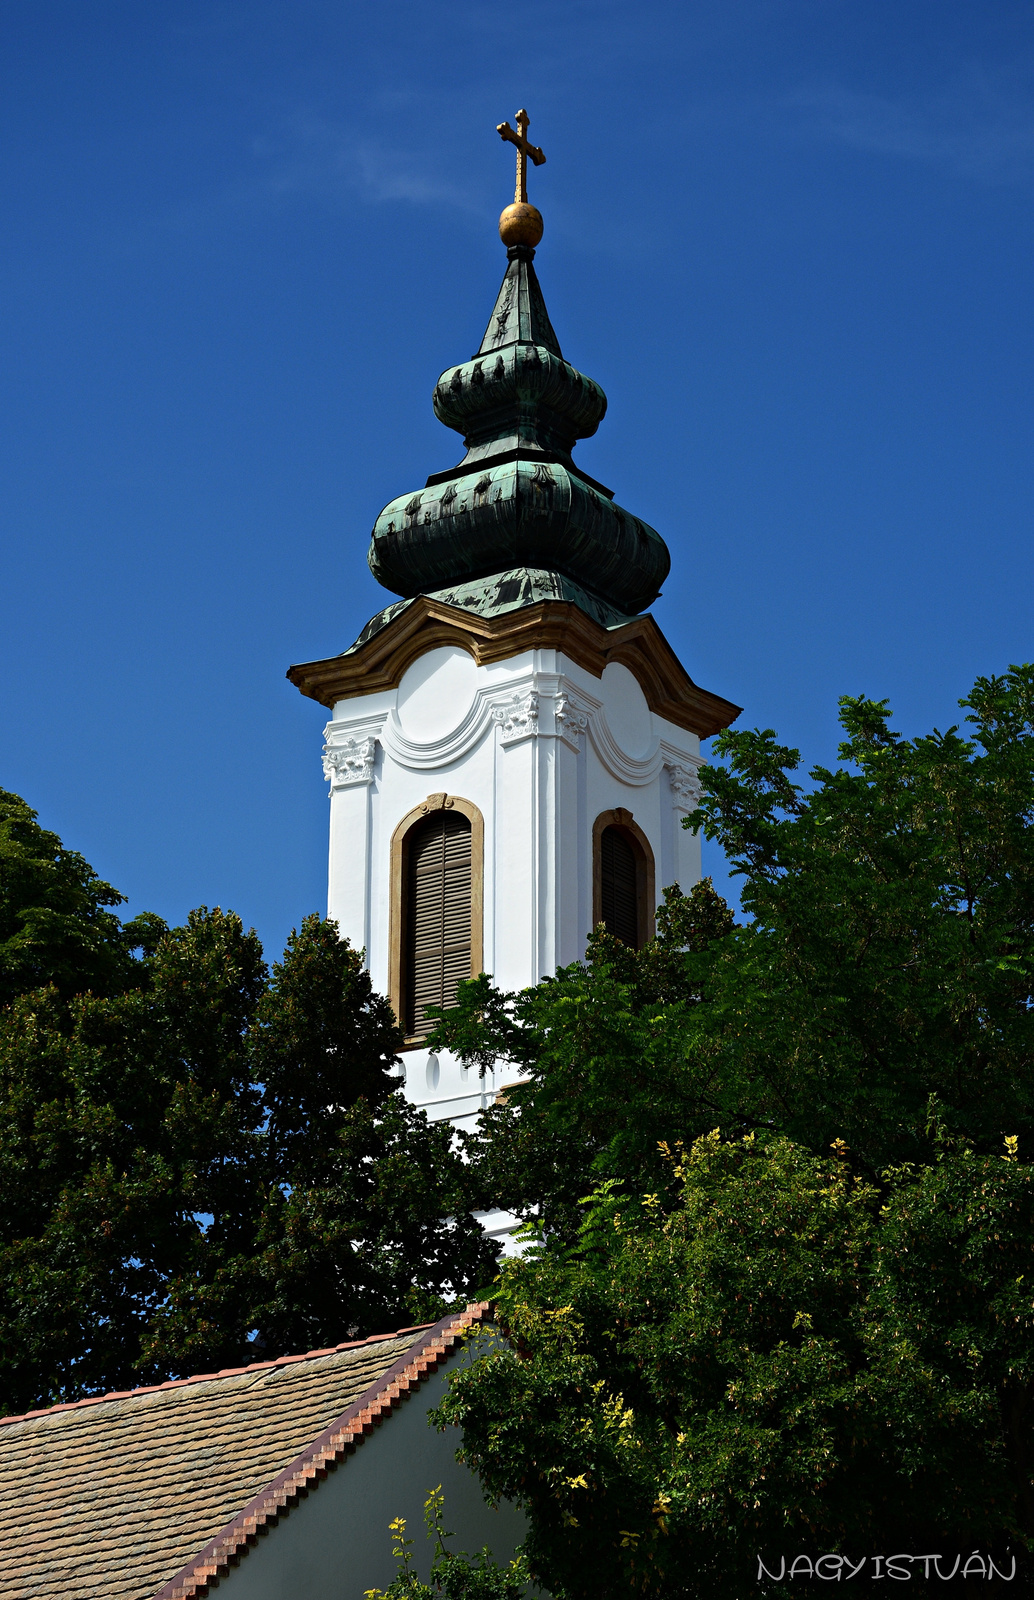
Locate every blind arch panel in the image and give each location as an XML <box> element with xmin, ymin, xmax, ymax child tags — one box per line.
<box><xmin>404</xmin><ymin>810</ymin><xmax>473</xmax><ymax>1039</ymax></box>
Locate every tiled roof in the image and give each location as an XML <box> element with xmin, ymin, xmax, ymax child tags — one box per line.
<box><xmin>0</xmin><ymin>1305</ymin><xmax>489</xmax><ymax>1600</ymax></box>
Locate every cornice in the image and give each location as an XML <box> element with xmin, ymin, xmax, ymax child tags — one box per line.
<box><xmin>289</xmin><ymin>598</ymin><xmax>740</xmax><ymax>740</ymax></box>
<box><xmin>323</xmin><ymin>677</ymin><xmax>704</xmax><ymax>786</ymax></box>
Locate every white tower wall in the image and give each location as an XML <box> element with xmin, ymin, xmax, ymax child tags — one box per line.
<box><xmin>321</xmin><ymin>641</ymin><xmax>704</xmax><ymax>1137</ymax></box>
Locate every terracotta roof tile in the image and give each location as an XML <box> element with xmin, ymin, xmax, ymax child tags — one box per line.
<box><xmin>0</xmin><ymin>1310</ymin><xmax>488</xmax><ymax>1600</ymax></box>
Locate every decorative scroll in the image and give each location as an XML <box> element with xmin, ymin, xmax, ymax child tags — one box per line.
<box><xmin>492</xmin><ymin>691</ymin><xmax>540</xmax><ymax>745</ymax></box>
<box><xmin>323</xmin><ymin>736</ymin><xmax>377</xmax><ymax>788</ymax></box>
<box><xmin>554</xmin><ymin>692</ymin><xmax>590</xmax><ymax>750</ymax></box>
<box><xmin>665</xmin><ymin>761</ymin><xmax>702</xmax><ymax>811</ymax></box>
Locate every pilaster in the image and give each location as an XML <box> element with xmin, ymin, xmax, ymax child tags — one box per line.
<box><xmin>305</xmin><ymin>601</ymin><xmax>736</xmax><ymax>1146</ymax></box>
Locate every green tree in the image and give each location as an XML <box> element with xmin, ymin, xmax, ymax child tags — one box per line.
<box><xmin>0</xmin><ymin>801</ymin><xmax>499</xmax><ymax>1411</ymax></box>
<box><xmin>690</xmin><ymin>665</ymin><xmax>1034</xmax><ymax>1166</ymax></box>
<box><xmin>0</xmin><ymin>788</ymin><xmax>163</xmax><ymax>1007</ymax></box>
<box><xmin>431</xmin><ymin>665</ymin><xmax>1034</xmax><ymax>1240</ymax></box>
<box><xmin>423</xmin><ymin>665</ymin><xmax>1034</xmax><ymax>1590</ymax></box>
<box><xmin>143</xmin><ymin>921</ymin><xmax>497</xmax><ymax>1373</ymax></box>
<box><xmin>252</xmin><ymin>915</ymin><xmax>403</xmax><ymax>1180</ymax></box>
<box><xmin>428</xmin><ymin>882</ymin><xmax>735</xmax><ymax>1242</ymax></box>
<box><xmin>435</xmin><ymin>1133</ymin><xmax>1033</xmax><ymax>1598</ymax></box>
<box><xmin>0</xmin><ymin>906</ymin><xmax>265</xmax><ymax>1406</ymax></box>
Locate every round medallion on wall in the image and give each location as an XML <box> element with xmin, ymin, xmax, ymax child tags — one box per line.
<box><xmin>395</xmin><ymin>646</ymin><xmax>478</xmax><ymax>742</ymax></box>
<box><xmin>600</xmin><ymin>662</ymin><xmax>655</xmax><ymax>759</ymax></box>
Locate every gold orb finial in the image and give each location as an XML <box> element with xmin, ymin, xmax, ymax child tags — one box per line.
<box><xmin>496</xmin><ymin>109</ymin><xmax>546</xmax><ymax>248</ymax></box>
<box><xmin>499</xmin><ymin>201</ymin><xmax>544</xmax><ymax>247</ymax></box>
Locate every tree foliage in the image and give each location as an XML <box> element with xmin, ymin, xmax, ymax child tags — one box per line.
<box><xmin>0</xmin><ymin>788</ymin><xmax>162</xmax><ymax>1007</ymax></box>
<box><xmin>430</xmin><ymin>666</ymin><xmax>1034</xmax><ymax>1244</ymax></box>
<box><xmin>692</xmin><ymin>666</ymin><xmax>1034</xmax><ymax>1165</ymax></box>
<box><xmin>425</xmin><ymin>665</ymin><xmax>1034</xmax><ymax>1590</ymax></box>
<box><xmin>364</xmin><ymin>1487</ymin><xmax>531</xmax><ymax>1600</ymax></box>
<box><xmin>436</xmin><ymin>1133</ymin><xmax>1034</xmax><ymax>1598</ymax></box>
<box><xmin>0</xmin><ymin>837</ymin><xmax>498</xmax><ymax>1411</ymax></box>
<box><xmin>429</xmin><ymin>884</ymin><xmax>735</xmax><ymax>1242</ymax></box>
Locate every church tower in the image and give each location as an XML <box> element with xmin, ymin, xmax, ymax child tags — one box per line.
<box><xmin>288</xmin><ymin>113</ymin><xmax>739</xmax><ymax>1137</ymax></box>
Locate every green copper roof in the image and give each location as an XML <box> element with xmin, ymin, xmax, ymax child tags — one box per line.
<box><xmin>370</xmin><ymin>457</ymin><xmax>664</xmax><ymax>617</ymax></box>
<box><xmin>363</xmin><ymin>240</ymin><xmax>670</xmax><ymax>630</ymax></box>
<box><xmin>475</xmin><ymin>246</ymin><xmax>562</xmax><ymax>356</ymax></box>
<box><xmin>346</xmin><ymin>567</ymin><xmax>635</xmax><ymax>655</ymax></box>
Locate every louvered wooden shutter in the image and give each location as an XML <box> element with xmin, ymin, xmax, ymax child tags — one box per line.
<box><xmin>405</xmin><ymin>810</ymin><xmax>473</xmax><ymax>1038</ymax></box>
<box><xmin>600</xmin><ymin>826</ymin><xmax>639</xmax><ymax>948</ymax></box>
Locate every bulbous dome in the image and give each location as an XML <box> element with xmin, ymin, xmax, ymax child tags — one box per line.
<box><xmin>366</xmin><ymin>242</ymin><xmax>671</xmax><ymax>622</ymax></box>
<box><xmin>433</xmin><ymin>342</ymin><xmax>607</xmax><ymax>458</ymax></box>
<box><xmin>369</xmin><ymin>460</ymin><xmax>666</xmax><ymax>619</ymax></box>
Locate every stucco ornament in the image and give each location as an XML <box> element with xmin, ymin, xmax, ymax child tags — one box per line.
<box><xmin>665</xmin><ymin>761</ymin><xmax>702</xmax><ymax>810</ymax></box>
<box><xmin>554</xmin><ymin>692</ymin><xmax>590</xmax><ymax>749</ymax></box>
<box><xmin>492</xmin><ymin>690</ymin><xmax>540</xmax><ymax>745</ymax></box>
<box><xmin>323</xmin><ymin>736</ymin><xmax>378</xmax><ymax>788</ymax></box>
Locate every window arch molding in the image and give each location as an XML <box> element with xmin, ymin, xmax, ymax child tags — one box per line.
<box><xmin>592</xmin><ymin>807</ymin><xmax>656</xmax><ymax>949</ymax></box>
<box><xmin>389</xmin><ymin>793</ymin><xmax>484</xmax><ymax>1047</ymax></box>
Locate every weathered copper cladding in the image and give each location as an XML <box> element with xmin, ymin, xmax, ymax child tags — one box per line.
<box><xmin>366</xmin><ymin>243</ymin><xmax>672</xmax><ymax>620</ymax></box>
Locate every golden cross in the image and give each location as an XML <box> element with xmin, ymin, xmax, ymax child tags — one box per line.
<box><xmin>496</xmin><ymin>109</ymin><xmax>546</xmax><ymax>205</ymax></box>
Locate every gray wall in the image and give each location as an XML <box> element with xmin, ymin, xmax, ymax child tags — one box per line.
<box><xmin>213</xmin><ymin>1352</ymin><xmax>527</xmax><ymax>1599</ymax></box>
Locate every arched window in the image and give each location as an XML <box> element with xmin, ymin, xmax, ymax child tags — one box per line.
<box><xmin>405</xmin><ymin>808</ymin><xmax>471</xmax><ymax>1038</ymax></box>
<box><xmin>592</xmin><ymin>808</ymin><xmax>656</xmax><ymax>950</ymax></box>
<box><xmin>390</xmin><ymin>795</ymin><xmax>484</xmax><ymax>1044</ymax></box>
<box><xmin>600</xmin><ymin>826</ymin><xmax>639</xmax><ymax>946</ymax></box>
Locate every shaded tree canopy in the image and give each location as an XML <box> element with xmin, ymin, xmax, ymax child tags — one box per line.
<box><xmin>423</xmin><ymin>665</ymin><xmax>1034</xmax><ymax>1592</ymax></box>
<box><xmin>0</xmin><ymin>812</ymin><xmax>498</xmax><ymax>1413</ymax></box>
<box><xmin>437</xmin><ymin>1132</ymin><xmax>1033</xmax><ymax>1599</ymax></box>
<box><xmin>431</xmin><ymin>665</ymin><xmax>1034</xmax><ymax>1235</ymax></box>
<box><xmin>0</xmin><ymin>788</ymin><xmax>162</xmax><ymax>1008</ymax></box>
<box><xmin>692</xmin><ymin>665</ymin><xmax>1034</xmax><ymax>1166</ymax></box>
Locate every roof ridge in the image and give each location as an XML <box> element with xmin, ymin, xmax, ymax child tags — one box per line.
<box><xmin>152</xmin><ymin>1303</ymin><xmax>492</xmax><ymax>1600</ymax></box>
<box><xmin>0</xmin><ymin>1323</ymin><xmax>436</xmax><ymax>1427</ymax></box>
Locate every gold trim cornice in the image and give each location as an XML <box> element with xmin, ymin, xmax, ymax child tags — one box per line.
<box><xmin>287</xmin><ymin>598</ymin><xmax>740</xmax><ymax>739</ymax></box>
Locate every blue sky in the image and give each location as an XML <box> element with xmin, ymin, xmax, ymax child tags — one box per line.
<box><xmin>2</xmin><ymin>0</ymin><xmax>1033</xmax><ymax>959</ymax></box>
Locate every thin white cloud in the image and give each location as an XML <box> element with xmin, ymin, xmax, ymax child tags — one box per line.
<box><xmin>793</xmin><ymin>71</ymin><xmax>1034</xmax><ymax>184</ymax></box>
<box><xmin>257</xmin><ymin>116</ymin><xmax>484</xmax><ymax>214</ymax></box>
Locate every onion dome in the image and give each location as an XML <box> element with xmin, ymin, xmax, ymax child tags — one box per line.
<box><xmin>365</xmin><ymin>240</ymin><xmax>671</xmax><ymax>628</ymax></box>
